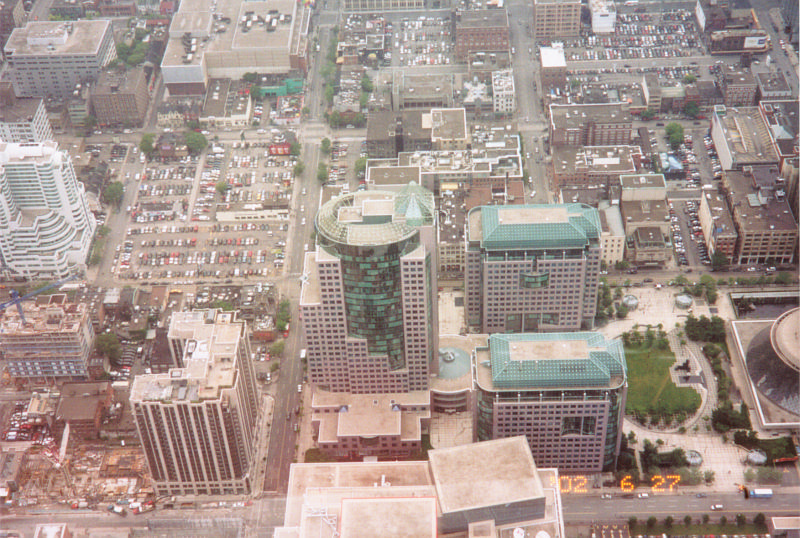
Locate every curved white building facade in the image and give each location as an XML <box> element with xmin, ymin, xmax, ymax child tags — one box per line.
<box><xmin>0</xmin><ymin>142</ymin><xmax>95</xmax><ymax>278</ymax></box>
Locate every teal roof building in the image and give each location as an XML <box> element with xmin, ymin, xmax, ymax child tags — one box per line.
<box><xmin>465</xmin><ymin>203</ymin><xmax>602</xmax><ymax>333</ymax></box>
<box><xmin>474</xmin><ymin>332</ymin><xmax>627</xmax><ymax>473</ymax></box>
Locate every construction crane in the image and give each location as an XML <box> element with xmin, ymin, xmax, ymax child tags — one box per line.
<box><xmin>0</xmin><ymin>274</ymin><xmax>80</xmax><ymax>326</ymax></box>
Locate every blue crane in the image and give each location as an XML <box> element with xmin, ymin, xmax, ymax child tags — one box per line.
<box><xmin>0</xmin><ymin>274</ymin><xmax>80</xmax><ymax>326</ymax></box>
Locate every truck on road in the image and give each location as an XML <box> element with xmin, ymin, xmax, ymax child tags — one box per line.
<box><xmin>749</xmin><ymin>488</ymin><xmax>773</xmax><ymax>499</ymax></box>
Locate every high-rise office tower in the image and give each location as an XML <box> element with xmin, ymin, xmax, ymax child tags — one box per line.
<box><xmin>130</xmin><ymin>310</ymin><xmax>259</xmax><ymax>497</ymax></box>
<box><xmin>300</xmin><ymin>184</ymin><xmax>438</xmax><ymax>394</ymax></box>
<box><xmin>474</xmin><ymin>332</ymin><xmax>627</xmax><ymax>472</ymax></box>
<box><xmin>465</xmin><ymin>203</ymin><xmax>601</xmax><ymax>333</ymax></box>
<box><xmin>0</xmin><ymin>141</ymin><xmax>95</xmax><ymax>279</ymax></box>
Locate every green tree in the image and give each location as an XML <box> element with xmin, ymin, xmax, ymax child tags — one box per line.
<box><xmin>102</xmin><ymin>181</ymin><xmax>124</xmax><ymax>208</ymax></box>
<box><xmin>293</xmin><ymin>162</ymin><xmax>305</xmax><ymax>177</ymax></box>
<box><xmin>184</xmin><ymin>131</ymin><xmax>208</xmax><ymax>153</ymax></box>
<box><xmin>140</xmin><ymin>133</ymin><xmax>156</xmax><ymax>155</ymax></box>
<box><xmin>711</xmin><ymin>250</ymin><xmax>729</xmax><ymax>269</ymax></box>
<box><xmin>628</xmin><ymin>517</ymin><xmax>637</xmax><ymax>529</ymax></box>
<box><xmin>354</xmin><ymin>157</ymin><xmax>367</xmax><ymax>175</ymax></box>
<box><xmin>702</xmin><ymin>514</ymin><xmax>710</xmax><ymax>524</ymax></box>
<box><xmin>97</xmin><ymin>225</ymin><xmax>111</xmax><ymax>238</ymax></box>
<box><xmin>570</xmin><ymin>78</ymin><xmax>581</xmax><ymax>88</ymax></box>
<box><xmin>683</xmin><ymin>74</ymin><xmax>698</xmax><ymax>84</ymax></box>
<box><xmin>616</xmin><ymin>302</ymin><xmax>629</xmax><ymax>319</ymax></box>
<box><xmin>646</xmin><ymin>516</ymin><xmax>657</xmax><ymax>529</ymax></box>
<box><xmin>360</xmin><ymin>73</ymin><xmax>373</xmax><ymax>92</ymax></box>
<box><xmin>269</xmin><ymin>340</ymin><xmax>285</xmax><ymax>357</ymax></box>
<box><xmin>641</xmin><ymin>108</ymin><xmax>656</xmax><ymax>120</ymax></box>
<box><xmin>664</xmin><ymin>516</ymin><xmax>674</xmax><ymax>528</ymax></box>
<box><xmin>684</xmin><ymin>515</ymin><xmax>692</xmax><ymax>527</ymax></box>
<box><xmin>290</xmin><ymin>142</ymin><xmax>302</xmax><ymax>156</ymax></box>
<box><xmin>774</xmin><ymin>271</ymin><xmax>794</xmax><ymax>284</ymax></box>
<box><xmin>719</xmin><ymin>516</ymin><xmax>727</xmax><ymax>526</ymax></box>
<box><xmin>316</xmin><ymin>163</ymin><xmax>329</xmax><ymax>182</ymax></box>
<box><xmin>736</xmin><ymin>514</ymin><xmax>746</xmax><ymax>526</ymax></box>
<box><xmin>704</xmin><ymin>470</ymin><xmax>716</xmax><ymax>484</ymax></box>
<box><xmin>754</xmin><ymin>513</ymin><xmax>766</xmax><ymax>526</ymax></box>
<box><xmin>215</xmin><ymin>181</ymin><xmax>229</xmax><ymax>195</ymax></box>
<box><xmin>666</xmin><ymin>122</ymin><xmax>684</xmax><ymax>149</ymax></box>
<box><xmin>683</xmin><ymin>101</ymin><xmax>700</xmax><ymax>118</ymax></box>
<box><xmin>320</xmin><ymin>137</ymin><xmax>331</xmax><ymax>155</ymax></box>
<box><xmin>95</xmin><ymin>333</ymin><xmax>122</xmax><ymax>365</ymax></box>
<box><xmin>615</xmin><ymin>260</ymin><xmax>630</xmax><ymax>270</ymax></box>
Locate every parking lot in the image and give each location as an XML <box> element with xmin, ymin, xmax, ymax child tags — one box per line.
<box><xmin>391</xmin><ymin>15</ymin><xmax>453</xmax><ymax>67</ymax></box>
<box><xmin>556</xmin><ymin>8</ymin><xmax>704</xmax><ymax>61</ymax></box>
<box><xmin>115</xmin><ymin>137</ymin><xmax>296</xmax><ymax>284</ymax></box>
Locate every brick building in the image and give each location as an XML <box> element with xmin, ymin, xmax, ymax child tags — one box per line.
<box><xmin>454</xmin><ymin>9</ymin><xmax>510</xmax><ymax>62</ymax></box>
<box><xmin>533</xmin><ymin>0</ymin><xmax>581</xmax><ymax>38</ymax></box>
<box><xmin>91</xmin><ymin>67</ymin><xmax>150</xmax><ymax>127</ymax></box>
<box><xmin>549</xmin><ymin>103</ymin><xmax>632</xmax><ymax>147</ymax></box>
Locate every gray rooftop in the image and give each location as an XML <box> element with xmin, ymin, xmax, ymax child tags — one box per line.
<box><xmin>5</xmin><ymin>20</ymin><xmax>110</xmax><ymax>56</ymax></box>
<box><xmin>457</xmin><ymin>9</ymin><xmax>509</xmax><ymax>29</ymax></box>
<box><xmin>549</xmin><ymin>103</ymin><xmax>631</xmax><ymax>129</ymax></box>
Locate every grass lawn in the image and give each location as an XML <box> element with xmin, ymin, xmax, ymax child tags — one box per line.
<box><xmin>625</xmin><ymin>345</ymin><xmax>701</xmax><ymax>420</ymax></box>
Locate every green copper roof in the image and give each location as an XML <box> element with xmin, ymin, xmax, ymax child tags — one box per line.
<box><xmin>488</xmin><ymin>332</ymin><xmax>626</xmax><ymax>389</ymax></box>
<box><xmin>479</xmin><ymin>203</ymin><xmax>600</xmax><ymax>250</ymax></box>
<box><xmin>315</xmin><ymin>185</ymin><xmax>434</xmax><ymax>247</ymax></box>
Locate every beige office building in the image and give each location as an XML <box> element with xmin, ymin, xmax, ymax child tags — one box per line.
<box><xmin>130</xmin><ymin>310</ymin><xmax>259</xmax><ymax>497</ymax></box>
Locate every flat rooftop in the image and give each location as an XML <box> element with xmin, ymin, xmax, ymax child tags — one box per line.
<box><xmin>549</xmin><ymin>103</ymin><xmax>631</xmax><ymax>129</ymax></box>
<box><xmin>0</xmin><ymin>97</ymin><xmax>42</xmax><ymax>123</ymax></box>
<box><xmin>366</xmin><ymin>164</ymin><xmax>421</xmax><ymax>187</ymax></box>
<box><xmin>553</xmin><ymin>145</ymin><xmax>641</xmax><ymax>177</ymax></box>
<box><xmin>427</xmin><ymin>108</ymin><xmax>467</xmax><ymax>142</ymax></box>
<box><xmin>620</xmin><ymin>199</ymin><xmax>670</xmax><ymax>225</ymax></box>
<box><xmin>756</xmin><ymin>71</ymin><xmax>791</xmax><ymax>94</ymax></box>
<box><xmin>702</xmin><ymin>191</ymin><xmax>736</xmax><ymax>237</ymax></box>
<box><xmin>428</xmin><ymin>436</ymin><xmax>544</xmax><ymax>514</ymax></box>
<box><xmin>340</xmin><ymin>497</ymin><xmax>437</xmax><ymax>538</ymax></box>
<box><xmin>0</xmin><ymin>296</ymin><xmax>88</xmax><ymax>337</ymax></box>
<box><xmin>540</xmin><ymin>46</ymin><xmax>566</xmax><ymax>68</ymax></box>
<box><xmin>724</xmin><ymin>167</ymin><xmax>797</xmax><ymax>232</ymax></box>
<box><xmin>4</xmin><ymin>20</ymin><xmax>110</xmax><ymax>56</ymax></box>
<box><xmin>162</xmin><ymin>0</ymin><xmax>302</xmax><ymax>70</ymax></box>
<box><xmin>131</xmin><ymin>310</ymin><xmax>244</xmax><ymax>403</ymax></box>
<box><xmin>0</xmin><ymin>140</ymin><xmax>64</xmax><ymax>166</ymax></box>
<box><xmin>457</xmin><ymin>8</ymin><xmax>509</xmax><ymax>28</ymax></box>
<box><xmin>620</xmin><ymin>173</ymin><xmax>666</xmax><ymax>190</ymax></box>
<box><xmin>715</xmin><ymin>107</ymin><xmax>779</xmax><ymax>165</ymax></box>
<box><xmin>312</xmin><ymin>390</ymin><xmax>430</xmax><ymax>442</ymax></box>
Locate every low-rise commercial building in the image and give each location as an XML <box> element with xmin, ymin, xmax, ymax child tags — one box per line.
<box><xmin>698</xmin><ymin>190</ymin><xmax>738</xmax><ymax>261</ymax></box>
<box><xmin>199</xmin><ymin>78</ymin><xmax>252</xmax><ymax>127</ymax></box>
<box><xmin>589</xmin><ymin>0</ymin><xmax>616</xmax><ymax>34</ymax></box>
<box><xmin>721</xmin><ymin>69</ymin><xmax>758</xmax><ymax>107</ymax></box>
<box><xmin>475</xmin><ymin>332</ymin><xmax>627</xmax><ymax>472</ymax></box>
<box><xmin>53</xmin><ymin>381</ymin><xmax>113</xmax><ymax>440</ymax></box>
<box><xmin>758</xmin><ymin>100</ymin><xmax>799</xmax><ymax>218</ymax></box>
<box><xmin>549</xmin><ymin>103</ymin><xmax>632</xmax><ymax>147</ymax></box>
<box><xmin>551</xmin><ymin>145</ymin><xmax>643</xmax><ymax>189</ymax></box>
<box><xmin>533</xmin><ymin>0</ymin><xmax>581</xmax><ymax>38</ymax></box>
<box><xmin>274</xmin><ymin>436</ymin><xmax>565</xmax><ymax>538</ymax></box>
<box><xmin>723</xmin><ymin>165</ymin><xmax>797</xmax><ymax>265</ymax></box>
<box><xmin>711</xmin><ymin>106</ymin><xmax>780</xmax><ymax>170</ymax></box>
<box><xmin>311</xmin><ymin>390</ymin><xmax>430</xmax><ymax>459</ymax></box>
<box><xmin>454</xmin><ymin>9</ymin><xmax>510</xmax><ymax>62</ymax></box>
<box><xmin>491</xmin><ymin>69</ymin><xmax>515</xmax><ymax>116</ymax></box>
<box><xmin>91</xmin><ymin>67</ymin><xmax>150</xmax><ymax>128</ymax></box>
<box><xmin>539</xmin><ymin>45</ymin><xmax>567</xmax><ymax>91</ymax></box>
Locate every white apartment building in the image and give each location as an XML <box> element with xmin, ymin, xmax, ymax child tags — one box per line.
<box><xmin>130</xmin><ymin>310</ymin><xmax>259</xmax><ymax>497</ymax></box>
<box><xmin>0</xmin><ymin>142</ymin><xmax>95</xmax><ymax>279</ymax></box>
<box><xmin>492</xmin><ymin>69</ymin><xmax>515</xmax><ymax>115</ymax></box>
<box><xmin>4</xmin><ymin>20</ymin><xmax>116</xmax><ymax>99</ymax></box>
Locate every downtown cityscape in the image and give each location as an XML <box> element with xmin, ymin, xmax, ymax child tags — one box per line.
<box><xmin>0</xmin><ymin>0</ymin><xmax>798</xmax><ymax>535</ymax></box>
